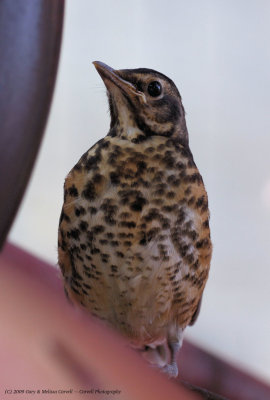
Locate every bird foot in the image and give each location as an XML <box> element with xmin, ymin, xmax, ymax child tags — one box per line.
<box><xmin>162</xmin><ymin>362</ymin><xmax>179</xmax><ymax>378</ymax></box>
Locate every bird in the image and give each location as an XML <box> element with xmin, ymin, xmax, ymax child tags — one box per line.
<box><xmin>58</xmin><ymin>61</ymin><xmax>212</xmax><ymax>377</ymax></box>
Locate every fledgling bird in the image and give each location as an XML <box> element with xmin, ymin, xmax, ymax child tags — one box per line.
<box><xmin>58</xmin><ymin>61</ymin><xmax>212</xmax><ymax>377</ymax></box>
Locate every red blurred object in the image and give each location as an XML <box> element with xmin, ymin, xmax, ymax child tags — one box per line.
<box><xmin>0</xmin><ymin>242</ymin><xmax>200</xmax><ymax>400</ymax></box>
<box><xmin>1</xmin><ymin>243</ymin><xmax>270</xmax><ymax>400</ymax></box>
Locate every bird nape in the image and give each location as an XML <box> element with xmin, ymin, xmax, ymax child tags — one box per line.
<box><xmin>58</xmin><ymin>61</ymin><xmax>212</xmax><ymax>378</ymax></box>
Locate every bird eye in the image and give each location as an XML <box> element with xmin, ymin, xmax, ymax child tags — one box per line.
<box><xmin>147</xmin><ymin>81</ymin><xmax>162</xmax><ymax>97</ymax></box>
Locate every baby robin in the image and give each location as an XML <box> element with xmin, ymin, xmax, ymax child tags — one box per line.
<box><xmin>58</xmin><ymin>61</ymin><xmax>212</xmax><ymax>377</ymax></box>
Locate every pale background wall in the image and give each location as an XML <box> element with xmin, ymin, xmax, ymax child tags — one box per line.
<box><xmin>9</xmin><ymin>0</ymin><xmax>270</xmax><ymax>382</ymax></box>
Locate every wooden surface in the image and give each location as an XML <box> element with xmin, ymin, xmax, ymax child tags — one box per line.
<box><xmin>0</xmin><ymin>0</ymin><xmax>64</xmax><ymax>248</ymax></box>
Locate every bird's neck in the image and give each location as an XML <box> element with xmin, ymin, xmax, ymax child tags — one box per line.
<box><xmin>109</xmin><ymin>107</ymin><xmax>146</xmax><ymax>143</ymax></box>
<box><xmin>108</xmin><ymin>103</ymin><xmax>189</xmax><ymax>145</ymax></box>
<box><xmin>109</xmin><ymin>121</ymin><xmax>189</xmax><ymax>146</ymax></box>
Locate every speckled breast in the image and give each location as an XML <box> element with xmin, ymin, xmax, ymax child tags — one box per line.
<box><xmin>58</xmin><ymin>135</ymin><xmax>212</xmax><ymax>344</ymax></box>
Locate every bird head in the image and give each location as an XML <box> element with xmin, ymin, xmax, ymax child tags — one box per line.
<box><xmin>93</xmin><ymin>61</ymin><xmax>188</xmax><ymax>144</ymax></box>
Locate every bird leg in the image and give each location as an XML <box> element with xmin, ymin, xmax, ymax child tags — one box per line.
<box><xmin>162</xmin><ymin>341</ymin><xmax>181</xmax><ymax>377</ymax></box>
<box><xmin>162</xmin><ymin>329</ymin><xmax>184</xmax><ymax>378</ymax></box>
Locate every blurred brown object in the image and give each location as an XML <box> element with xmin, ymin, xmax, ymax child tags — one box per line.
<box><xmin>0</xmin><ymin>0</ymin><xmax>64</xmax><ymax>248</ymax></box>
<box><xmin>1</xmin><ymin>243</ymin><xmax>270</xmax><ymax>399</ymax></box>
<box><xmin>0</xmin><ymin>242</ymin><xmax>200</xmax><ymax>400</ymax></box>
<box><xmin>179</xmin><ymin>341</ymin><xmax>270</xmax><ymax>400</ymax></box>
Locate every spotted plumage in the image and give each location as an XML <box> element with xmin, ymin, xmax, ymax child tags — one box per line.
<box><xmin>58</xmin><ymin>61</ymin><xmax>212</xmax><ymax>377</ymax></box>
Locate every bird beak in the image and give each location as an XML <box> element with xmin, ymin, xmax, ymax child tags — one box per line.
<box><xmin>93</xmin><ymin>61</ymin><xmax>146</xmax><ymax>102</ymax></box>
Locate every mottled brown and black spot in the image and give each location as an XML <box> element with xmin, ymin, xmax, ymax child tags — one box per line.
<box><xmin>136</xmin><ymin>160</ymin><xmax>147</xmax><ymax>173</ymax></box>
<box><xmin>104</xmin><ymin>215</ymin><xmax>116</xmax><ymax>225</ymax></box>
<box><xmin>196</xmin><ymin>196</ymin><xmax>205</xmax><ymax>208</ymax></box>
<box><xmin>185</xmin><ymin>253</ymin><xmax>195</xmax><ymax>264</ymax></box>
<box><xmin>157</xmin><ymin>234</ymin><xmax>168</xmax><ymax>241</ymax></box>
<box><xmin>100</xmin><ymin>253</ymin><xmax>109</xmax><ymax>260</ymax></box>
<box><xmin>119</xmin><ymin>221</ymin><xmax>136</xmax><ymax>228</ymax></box>
<box><xmin>161</xmin><ymin>204</ymin><xmax>177</xmax><ymax>213</ymax></box>
<box><xmin>139</xmin><ymin>233</ymin><xmax>147</xmax><ymax>246</ymax></box>
<box><xmin>71</xmin><ymin>286</ymin><xmax>80</xmax><ymax>295</ymax></box>
<box><xmin>79</xmin><ymin>220</ymin><xmax>88</xmax><ymax>232</ymax></box>
<box><xmin>58</xmin><ymin>239</ymin><xmax>67</xmax><ymax>251</ymax></box>
<box><xmin>91</xmin><ymin>247</ymin><xmax>100</xmax><ymax>254</ymax></box>
<box><xmin>166</xmin><ymin>191</ymin><xmax>175</xmax><ymax>199</ymax></box>
<box><xmin>118</xmin><ymin>232</ymin><xmax>132</xmax><ymax>239</ymax></box>
<box><xmin>60</xmin><ymin>211</ymin><xmax>70</xmax><ymax>223</ymax></box>
<box><xmin>153</xmin><ymin>153</ymin><xmax>162</xmax><ymax>161</ymax></box>
<box><xmin>69</xmin><ymin>245</ymin><xmax>80</xmax><ymax>255</ymax></box>
<box><xmin>85</xmin><ymin>153</ymin><xmax>101</xmax><ymax>171</ymax></box>
<box><xmin>93</xmin><ymin>173</ymin><xmax>104</xmax><ymax>183</ymax></box>
<box><xmin>111</xmin><ymin>265</ymin><xmax>118</xmax><ymax>273</ymax></box>
<box><xmin>108</xmin><ymin>146</ymin><xmax>123</xmax><ymax>165</ymax></box>
<box><xmin>130</xmin><ymin>195</ymin><xmax>148</xmax><ymax>212</ymax></box>
<box><xmin>147</xmin><ymin>227</ymin><xmax>161</xmax><ymax>240</ymax></box>
<box><xmin>175</xmin><ymin>161</ymin><xmax>185</xmax><ymax>170</ymax></box>
<box><xmin>92</xmin><ymin>225</ymin><xmax>105</xmax><ymax>234</ymax></box>
<box><xmin>68</xmin><ymin>185</ymin><xmax>78</xmax><ymax>197</ymax></box>
<box><xmin>188</xmin><ymin>196</ymin><xmax>195</xmax><ymax>206</ymax></box>
<box><xmin>184</xmin><ymin>187</ymin><xmax>192</xmax><ymax>196</ymax></box>
<box><xmin>196</xmin><ymin>238</ymin><xmax>210</xmax><ymax>249</ymax></box>
<box><xmin>144</xmin><ymin>208</ymin><xmax>162</xmax><ymax>222</ymax></box>
<box><xmin>89</xmin><ymin>207</ymin><xmax>97</xmax><ymax>215</ymax></box>
<box><xmin>167</xmin><ymin>174</ymin><xmax>176</xmax><ymax>184</ymax></box>
<box><xmin>83</xmin><ymin>282</ymin><xmax>91</xmax><ymax>289</ymax></box>
<box><xmin>110</xmin><ymin>171</ymin><xmax>121</xmax><ymax>185</ymax></box>
<box><xmin>162</xmin><ymin>153</ymin><xmax>175</xmax><ymax>168</ymax></box>
<box><xmin>184</xmin><ymin>173</ymin><xmax>202</xmax><ymax>185</ymax></box>
<box><xmin>177</xmin><ymin>208</ymin><xmax>186</xmax><ymax>223</ymax></box>
<box><xmin>101</xmin><ymin>139</ymin><xmax>111</xmax><ymax>149</ymax></box>
<box><xmin>116</xmin><ymin>251</ymin><xmax>124</xmax><ymax>258</ymax></box>
<box><xmin>139</xmin><ymin>178</ymin><xmax>150</xmax><ymax>188</ymax></box>
<box><xmin>131</xmin><ymin>134</ymin><xmax>147</xmax><ymax>144</ymax></box>
<box><xmin>83</xmin><ymin>264</ymin><xmax>91</xmax><ymax>272</ymax></box>
<box><xmin>155</xmin><ymin>187</ymin><xmax>166</xmax><ymax>197</ymax></box>
<box><xmin>100</xmin><ymin>201</ymin><xmax>118</xmax><ymax>225</ymax></box>
<box><xmin>147</xmin><ymin>167</ymin><xmax>156</xmax><ymax>174</ymax></box>
<box><xmin>67</xmin><ymin>229</ymin><xmax>80</xmax><ymax>240</ymax></box>
<box><xmin>110</xmin><ymin>240</ymin><xmax>119</xmax><ymax>247</ymax></box>
<box><xmin>71</xmin><ymin>278</ymin><xmax>82</xmax><ymax>288</ymax></box>
<box><xmin>106</xmin><ymin>232</ymin><xmax>114</xmax><ymax>239</ymax></box>
<box><xmin>82</xmin><ymin>181</ymin><xmax>96</xmax><ymax>201</ymax></box>
<box><xmin>161</xmin><ymin>217</ymin><xmax>171</xmax><ymax>229</ymax></box>
<box><xmin>203</xmin><ymin>219</ymin><xmax>209</xmax><ymax>229</ymax></box>
<box><xmin>86</xmin><ymin>230</ymin><xmax>94</xmax><ymax>243</ymax></box>
<box><xmin>75</xmin><ymin>207</ymin><xmax>86</xmax><ymax>217</ymax></box>
<box><xmin>153</xmin><ymin>171</ymin><xmax>164</xmax><ymax>182</ymax></box>
<box><xmin>145</xmin><ymin>146</ymin><xmax>154</xmax><ymax>153</ymax></box>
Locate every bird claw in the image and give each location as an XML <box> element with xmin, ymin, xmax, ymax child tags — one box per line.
<box><xmin>162</xmin><ymin>362</ymin><xmax>179</xmax><ymax>378</ymax></box>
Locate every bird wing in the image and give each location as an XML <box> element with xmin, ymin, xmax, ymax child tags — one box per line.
<box><xmin>189</xmin><ymin>296</ymin><xmax>202</xmax><ymax>326</ymax></box>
